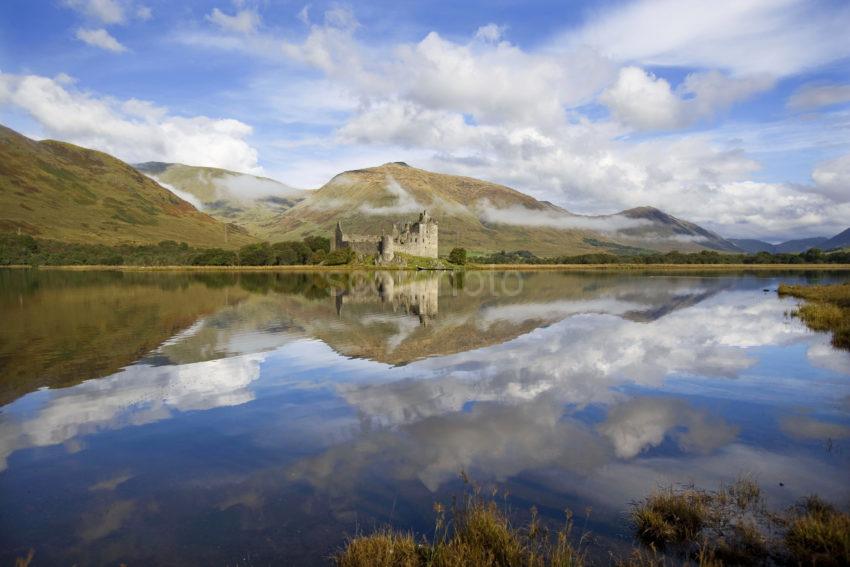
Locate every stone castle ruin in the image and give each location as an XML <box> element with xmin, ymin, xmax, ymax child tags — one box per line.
<box><xmin>331</xmin><ymin>210</ymin><xmax>438</xmax><ymax>262</ymax></box>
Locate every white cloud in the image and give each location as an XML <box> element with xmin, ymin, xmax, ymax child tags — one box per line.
<box><xmin>600</xmin><ymin>67</ymin><xmax>682</xmax><ymax>130</ymax></box>
<box><xmin>788</xmin><ymin>84</ymin><xmax>850</xmax><ymax>110</ymax></box>
<box><xmin>150</xmin><ymin>178</ymin><xmax>205</xmax><ymax>210</ymax></box>
<box><xmin>474</xmin><ymin>23</ymin><xmax>506</xmax><ymax>43</ymax></box>
<box><xmin>561</xmin><ymin>0</ymin><xmax>850</xmax><ymax>77</ymax></box>
<box><xmin>477</xmin><ymin>202</ymin><xmax>649</xmax><ymax>232</ymax></box>
<box><xmin>811</xmin><ymin>153</ymin><xmax>850</xmax><ymax>202</ymax></box>
<box><xmin>0</xmin><ymin>72</ymin><xmax>262</xmax><ymax>174</ymax></box>
<box><xmin>358</xmin><ymin>175</ymin><xmax>427</xmax><ymax>215</ymax></box>
<box><xmin>64</xmin><ymin>0</ymin><xmax>126</xmax><ymax>24</ymax></box>
<box><xmin>207</xmin><ymin>7</ymin><xmax>261</xmax><ymax>34</ymax></box>
<box><xmin>75</xmin><ymin>27</ymin><xmax>127</xmax><ymax>52</ymax></box>
<box><xmin>601</xmin><ymin>67</ymin><xmax>773</xmax><ymax>131</ymax></box>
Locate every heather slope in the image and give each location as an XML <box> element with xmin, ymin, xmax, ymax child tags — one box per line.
<box><xmin>0</xmin><ymin>125</ymin><xmax>253</xmax><ymax>247</ymax></box>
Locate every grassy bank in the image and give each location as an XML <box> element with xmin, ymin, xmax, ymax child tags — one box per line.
<box><xmin>469</xmin><ymin>263</ymin><xmax>850</xmax><ymax>271</ymax></box>
<box><xmin>336</xmin><ymin>479</ymin><xmax>850</xmax><ymax>566</ymax></box>
<box><xmin>779</xmin><ymin>282</ymin><xmax>850</xmax><ymax>349</ymax></box>
<box><xmin>4</xmin><ymin>263</ymin><xmax>850</xmax><ymax>273</ymax></box>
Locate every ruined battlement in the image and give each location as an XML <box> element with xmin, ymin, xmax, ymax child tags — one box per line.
<box><xmin>331</xmin><ymin>210</ymin><xmax>438</xmax><ymax>262</ymax></box>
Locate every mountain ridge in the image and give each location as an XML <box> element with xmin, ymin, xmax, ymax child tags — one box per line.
<box><xmin>0</xmin><ymin>125</ymin><xmax>254</xmax><ymax>248</ymax></box>
<box><xmin>266</xmin><ymin>162</ymin><xmax>740</xmax><ymax>255</ymax></box>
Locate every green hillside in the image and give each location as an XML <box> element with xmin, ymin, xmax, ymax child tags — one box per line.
<box><xmin>0</xmin><ymin>126</ymin><xmax>254</xmax><ymax>248</ymax></box>
<box><xmin>135</xmin><ymin>162</ymin><xmax>308</xmax><ymax>238</ymax></box>
<box><xmin>267</xmin><ymin>162</ymin><xmax>738</xmax><ymax>256</ymax></box>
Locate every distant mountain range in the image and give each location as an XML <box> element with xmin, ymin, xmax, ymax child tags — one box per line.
<box><xmin>0</xmin><ymin>126</ymin><xmax>253</xmax><ymax>248</ymax></box>
<box><xmin>2</xmin><ymin>124</ymin><xmax>845</xmax><ymax>255</ymax></box>
<box><xmin>730</xmin><ymin>230</ymin><xmax>850</xmax><ymax>253</ymax></box>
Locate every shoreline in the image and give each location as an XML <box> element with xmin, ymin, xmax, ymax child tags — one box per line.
<box><xmin>3</xmin><ymin>263</ymin><xmax>850</xmax><ymax>272</ymax></box>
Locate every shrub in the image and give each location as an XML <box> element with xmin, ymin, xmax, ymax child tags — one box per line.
<box><xmin>324</xmin><ymin>248</ymin><xmax>355</xmax><ymax>266</ymax></box>
<box><xmin>448</xmin><ymin>247</ymin><xmax>467</xmax><ymax>265</ymax></box>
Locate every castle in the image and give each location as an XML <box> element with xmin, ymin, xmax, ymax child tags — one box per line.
<box><xmin>331</xmin><ymin>210</ymin><xmax>438</xmax><ymax>262</ymax></box>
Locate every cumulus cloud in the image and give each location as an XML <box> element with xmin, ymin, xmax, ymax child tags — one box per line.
<box><xmin>75</xmin><ymin>27</ymin><xmax>126</xmax><ymax>52</ymax></box>
<box><xmin>207</xmin><ymin>7</ymin><xmax>261</xmax><ymax>34</ymax></box>
<box><xmin>0</xmin><ymin>72</ymin><xmax>262</xmax><ymax>174</ymax></box>
<box><xmin>260</xmin><ymin>6</ymin><xmax>850</xmax><ymax>238</ymax></box>
<box><xmin>788</xmin><ymin>84</ymin><xmax>850</xmax><ymax>110</ymax></box>
<box><xmin>600</xmin><ymin>67</ymin><xmax>772</xmax><ymax>131</ymax></box>
<box><xmin>811</xmin><ymin>153</ymin><xmax>850</xmax><ymax>202</ymax></box>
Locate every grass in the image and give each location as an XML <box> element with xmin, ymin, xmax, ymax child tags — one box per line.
<box><xmin>778</xmin><ymin>282</ymin><xmax>850</xmax><ymax>349</ymax></box>
<box><xmin>336</xmin><ymin>480</ymin><xmax>587</xmax><ymax>567</ymax></box>
<box><xmin>339</xmin><ymin>478</ymin><xmax>850</xmax><ymax>566</ymax></box>
<box><xmin>785</xmin><ymin>497</ymin><xmax>850</xmax><ymax>566</ymax></box>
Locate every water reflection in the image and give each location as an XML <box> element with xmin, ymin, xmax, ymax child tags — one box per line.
<box><xmin>0</xmin><ymin>269</ymin><xmax>848</xmax><ymax>565</ymax></box>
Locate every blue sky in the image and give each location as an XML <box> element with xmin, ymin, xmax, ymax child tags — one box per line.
<box><xmin>1</xmin><ymin>0</ymin><xmax>849</xmax><ymax>240</ymax></box>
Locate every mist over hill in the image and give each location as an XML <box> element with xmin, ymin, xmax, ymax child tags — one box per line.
<box><xmin>134</xmin><ymin>162</ymin><xmax>308</xmax><ymax>238</ymax></box>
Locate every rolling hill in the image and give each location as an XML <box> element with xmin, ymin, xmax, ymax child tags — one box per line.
<box><xmin>0</xmin><ymin>126</ymin><xmax>254</xmax><ymax>248</ymax></box>
<box><xmin>135</xmin><ymin>162</ymin><xmax>308</xmax><ymax>238</ymax></box>
<box><xmin>266</xmin><ymin>162</ymin><xmax>740</xmax><ymax>256</ymax></box>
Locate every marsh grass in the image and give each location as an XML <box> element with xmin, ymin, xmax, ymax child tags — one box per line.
<box><xmin>336</xmin><ymin>480</ymin><xmax>588</xmax><ymax>567</ymax></box>
<box><xmin>784</xmin><ymin>497</ymin><xmax>850</xmax><ymax>566</ymax></box>
<box><xmin>338</xmin><ymin>477</ymin><xmax>849</xmax><ymax>566</ymax></box>
<box><xmin>778</xmin><ymin>282</ymin><xmax>850</xmax><ymax>349</ymax></box>
<box><xmin>631</xmin><ymin>479</ymin><xmax>850</xmax><ymax>566</ymax></box>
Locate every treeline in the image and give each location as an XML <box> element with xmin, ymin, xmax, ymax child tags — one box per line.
<box><xmin>474</xmin><ymin>247</ymin><xmax>850</xmax><ymax>265</ymax></box>
<box><xmin>0</xmin><ymin>233</ymin><xmax>334</xmax><ymax>266</ymax></box>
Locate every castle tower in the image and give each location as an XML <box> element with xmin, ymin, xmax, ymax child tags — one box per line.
<box><xmin>332</xmin><ymin>221</ymin><xmax>344</xmax><ymax>251</ymax></box>
<box><xmin>380</xmin><ymin>233</ymin><xmax>395</xmax><ymax>262</ymax></box>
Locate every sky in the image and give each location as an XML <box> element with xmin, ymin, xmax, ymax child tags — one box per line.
<box><xmin>1</xmin><ymin>0</ymin><xmax>849</xmax><ymax>241</ymax></box>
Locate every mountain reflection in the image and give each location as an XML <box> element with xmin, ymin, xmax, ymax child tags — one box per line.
<box><xmin>1</xmin><ymin>269</ymin><xmax>848</xmax><ymax>566</ymax></box>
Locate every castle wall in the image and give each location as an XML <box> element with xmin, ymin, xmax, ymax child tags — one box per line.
<box><xmin>333</xmin><ymin>211</ymin><xmax>438</xmax><ymax>260</ymax></box>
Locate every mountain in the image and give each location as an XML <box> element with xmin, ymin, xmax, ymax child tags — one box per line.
<box><xmin>135</xmin><ymin>162</ymin><xmax>308</xmax><ymax>238</ymax></box>
<box><xmin>266</xmin><ymin>162</ymin><xmax>739</xmax><ymax>255</ymax></box>
<box><xmin>0</xmin><ymin>126</ymin><xmax>254</xmax><ymax>248</ymax></box>
<box><xmin>613</xmin><ymin>206</ymin><xmax>740</xmax><ymax>252</ymax></box>
<box><xmin>728</xmin><ymin>239</ymin><xmax>775</xmax><ymax>254</ymax></box>
<box><xmin>729</xmin><ymin>236</ymin><xmax>831</xmax><ymax>254</ymax></box>
<box><xmin>776</xmin><ymin>237</ymin><xmax>830</xmax><ymax>253</ymax></box>
<box><xmin>822</xmin><ymin>228</ymin><xmax>850</xmax><ymax>250</ymax></box>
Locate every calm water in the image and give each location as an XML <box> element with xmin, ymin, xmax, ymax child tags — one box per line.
<box><xmin>1</xmin><ymin>268</ymin><xmax>849</xmax><ymax>565</ymax></box>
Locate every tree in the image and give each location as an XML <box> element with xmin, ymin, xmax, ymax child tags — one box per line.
<box><xmin>448</xmin><ymin>247</ymin><xmax>467</xmax><ymax>265</ymax></box>
<box><xmin>238</xmin><ymin>242</ymin><xmax>275</xmax><ymax>265</ymax></box>
<box><xmin>304</xmin><ymin>235</ymin><xmax>331</xmax><ymax>253</ymax></box>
